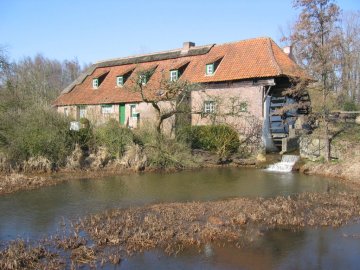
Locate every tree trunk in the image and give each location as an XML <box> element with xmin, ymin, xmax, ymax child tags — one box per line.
<box><xmin>324</xmin><ymin>121</ymin><xmax>331</xmax><ymax>162</ymax></box>
<box><xmin>156</xmin><ymin>118</ymin><xmax>162</xmax><ymax>134</ymax></box>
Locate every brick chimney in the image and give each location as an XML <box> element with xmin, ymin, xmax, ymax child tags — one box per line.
<box><xmin>283</xmin><ymin>45</ymin><xmax>295</xmax><ymax>61</ymax></box>
<box><xmin>181</xmin><ymin>41</ymin><xmax>195</xmax><ymax>54</ymax></box>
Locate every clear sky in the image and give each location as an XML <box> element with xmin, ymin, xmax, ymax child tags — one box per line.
<box><xmin>1</xmin><ymin>0</ymin><xmax>359</xmax><ymax>65</ymax></box>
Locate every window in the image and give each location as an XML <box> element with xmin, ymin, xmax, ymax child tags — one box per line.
<box><xmin>230</xmin><ymin>99</ymin><xmax>248</xmax><ymax>114</ymax></box>
<box><xmin>205</xmin><ymin>56</ymin><xmax>223</xmax><ymax>76</ymax></box>
<box><xmin>139</xmin><ymin>74</ymin><xmax>147</xmax><ymax>85</ymax></box>
<box><xmin>79</xmin><ymin>106</ymin><xmax>86</xmax><ymax>119</ymax></box>
<box><xmin>239</xmin><ymin>102</ymin><xmax>248</xmax><ymax>112</ymax></box>
<box><xmin>206</xmin><ymin>64</ymin><xmax>214</xmax><ymax>75</ymax></box>
<box><xmin>116</xmin><ymin>76</ymin><xmax>124</xmax><ymax>87</ymax></box>
<box><xmin>170</xmin><ymin>70</ymin><xmax>179</xmax><ymax>82</ymax></box>
<box><xmin>204</xmin><ymin>101</ymin><xmax>216</xmax><ymax>114</ymax></box>
<box><xmin>92</xmin><ymin>71</ymin><xmax>109</xmax><ymax>89</ymax></box>
<box><xmin>64</xmin><ymin>107</ymin><xmax>69</xmax><ymax>117</ymax></box>
<box><xmin>130</xmin><ymin>104</ymin><xmax>138</xmax><ymax>117</ymax></box>
<box><xmin>92</xmin><ymin>78</ymin><xmax>99</xmax><ymax>89</ymax></box>
<box><xmin>101</xmin><ymin>104</ymin><xmax>114</xmax><ymax>114</ymax></box>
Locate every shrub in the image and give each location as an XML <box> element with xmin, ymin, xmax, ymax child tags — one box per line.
<box><xmin>190</xmin><ymin>125</ymin><xmax>240</xmax><ymax>158</ymax></box>
<box><xmin>2</xmin><ymin>106</ymin><xmax>73</xmax><ymax>166</ymax></box>
<box><xmin>79</xmin><ymin>117</ymin><xmax>90</xmax><ymax>128</ymax></box>
<box><xmin>68</xmin><ymin>118</ymin><xmax>95</xmax><ymax>151</ymax></box>
<box><xmin>175</xmin><ymin>124</ymin><xmax>193</xmax><ymax>144</ymax></box>
<box><xmin>134</xmin><ymin>126</ymin><xmax>198</xmax><ymax>169</ymax></box>
<box><xmin>343</xmin><ymin>100</ymin><xmax>358</xmax><ymax>111</ymax></box>
<box><xmin>94</xmin><ymin>119</ymin><xmax>134</xmax><ymax>158</ymax></box>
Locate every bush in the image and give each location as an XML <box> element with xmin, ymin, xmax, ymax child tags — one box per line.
<box><xmin>190</xmin><ymin>125</ymin><xmax>240</xmax><ymax>158</ymax></box>
<box><xmin>2</xmin><ymin>106</ymin><xmax>73</xmax><ymax>166</ymax></box>
<box><xmin>134</xmin><ymin>126</ymin><xmax>198</xmax><ymax>169</ymax></box>
<box><xmin>94</xmin><ymin>119</ymin><xmax>134</xmax><ymax>158</ymax></box>
<box><xmin>343</xmin><ymin>100</ymin><xmax>358</xmax><ymax>111</ymax></box>
<box><xmin>68</xmin><ymin>118</ymin><xmax>95</xmax><ymax>151</ymax></box>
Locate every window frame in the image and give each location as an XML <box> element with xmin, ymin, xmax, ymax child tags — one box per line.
<box><xmin>116</xmin><ymin>76</ymin><xmax>124</xmax><ymax>87</ymax></box>
<box><xmin>204</xmin><ymin>101</ymin><xmax>216</xmax><ymax>114</ymax></box>
<box><xmin>170</xmin><ymin>70</ymin><xmax>179</xmax><ymax>82</ymax></box>
<box><xmin>79</xmin><ymin>105</ymin><xmax>86</xmax><ymax>119</ymax></box>
<box><xmin>139</xmin><ymin>74</ymin><xmax>147</xmax><ymax>85</ymax></box>
<box><xmin>239</xmin><ymin>102</ymin><xmax>248</xmax><ymax>112</ymax></box>
<box><xmin>101</xmin><ymin>104</ymin><xmax>114</xmax><ymax>114</ymax></box>
<box><xmin>130</xmin><ymin>104</ymin><xmax>138</xmax><ymax>118</ymax></box>
<box><xmin>92</xmin><ymin>78</ymin><xmax>99</xmax><ymax>89</ymax></box>
<box><xmin>206</xmin><ymin>63</ymin><xmax>214</xmax><ymax>75</ymax></box>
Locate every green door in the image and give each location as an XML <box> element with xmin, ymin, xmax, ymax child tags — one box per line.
<box><xmin>119</xmin><ymin>104</ymin><xmax>126</xmax><ymax>125</ymax></box>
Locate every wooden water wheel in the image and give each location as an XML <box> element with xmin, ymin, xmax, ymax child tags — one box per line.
<box><xmin>269</xmin><ymin>92</ymin><xmax>310</xmax><ymax>150</ymax></box>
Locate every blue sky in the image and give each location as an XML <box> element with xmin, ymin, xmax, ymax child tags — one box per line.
<box><xmin>1</xmin><ymin>0</ymin><xmax>359</xmax><ymax>65</ymax></box>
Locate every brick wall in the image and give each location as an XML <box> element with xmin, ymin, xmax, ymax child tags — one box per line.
<box><xmin>57</xmin><ymin>83</ymin><xmax>264</xmax><ymax>137</ymax></box>
<box><xmin>191</xmin><ymin>82</ymin><xmax>264</xmax><ymax>132</ymax></box>
<box><xmin>57</xmin><ymin>101</ymin><xmax>175</xmax><ymax>135</ymax></box>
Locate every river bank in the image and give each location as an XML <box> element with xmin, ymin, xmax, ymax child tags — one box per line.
<box><xmin>299</xmin><ymin>157</ymin><xmax>360</xmax><ymax>186</ymax></box>
<box><xmin>0</xmin><ymin>150</ymin><xmax>260</xmax><ymax>195</ymax></box>
<box><xmin>1</xmin><ymin>151</ymin><xmax>359</xmax><ymax>195</ymax></box>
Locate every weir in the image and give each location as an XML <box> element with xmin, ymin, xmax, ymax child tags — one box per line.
<box><xmin>267</xmin><ymin>155</ymin><xmax>299</xmax><ymax>172</ymax></box>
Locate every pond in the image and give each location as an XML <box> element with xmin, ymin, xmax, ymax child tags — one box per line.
<box><xmin>1</xmin><ymin>167</ymin><xmax>359</xmax><ymax>269</ymax></box>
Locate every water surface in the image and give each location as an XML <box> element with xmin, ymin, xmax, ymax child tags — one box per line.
<box><xmin>0</xmin><ymin>167</ymin><xmax>338</xmax><ymax>240</ymax></box>
<box><xmin>1</xmin><ymin>167</ymin><xmax>358</xmax><ymax>270</ymax></box>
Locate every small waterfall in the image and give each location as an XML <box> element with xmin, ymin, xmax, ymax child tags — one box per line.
<box><xmin>267</xmin><ymin>155</ymin><xmax>299</xmax><ymax>172</ymax></box>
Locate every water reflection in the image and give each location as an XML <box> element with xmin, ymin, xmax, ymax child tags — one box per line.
<box><xmin>119</xmin><ymin>224</ymin><xmax>360</xmax><ymax>270</ymax></box>
<box><xmin>0</xmin><ymin>167</ymin><xmax>342</xmax><ymax>240</ymax></box>
<box><xmin>1</xmin><ymin>167</ymin><xmax>358</xmax><ymax>269</ymax></box>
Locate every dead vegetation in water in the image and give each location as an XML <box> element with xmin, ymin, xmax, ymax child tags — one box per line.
<box><xmin>2</xmin><ymin>191</ymin><xmax>360</xmax><ymax>269</ymax></box>
<box><xmin>76</xmin><ymin>191</ymin><xmax>360</xmax><ymax>257</ymax></box>
<box><xmin>0</xmin><ymin>173</ymin><xmax>58</xmax><ymax>195</ymax></box>
<box><xmin>0</xmin><ymin>240</ymin><xmax>63</xmax><ymax>270</ymax></box>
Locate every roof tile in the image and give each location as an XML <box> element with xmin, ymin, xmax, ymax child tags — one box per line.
<box><xmin>53</xmin><ymin>37</ymin><xmax>307</xmax><ymax>106</ymax></box>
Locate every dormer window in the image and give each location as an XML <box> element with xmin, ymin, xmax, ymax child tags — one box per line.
<box><xmin>139</xmin><ymin>74</ymin><xmax>148</xmax><ymax>85</ymax></box>
<box><xmin>170</xmin><ymin>70</ymin><xmax>179</xmax><ymax>82</ymax></box>
<box><xmin>92</xmin><ymin>71</ymin><xmax>109</xmax><ymax>89</ymax></box>
<box><xmin>205</xmin><ymin>56</ymin><xmax>223</xmax><ymax>76</ymax></box>
<box><xmin>206</xmin><ymin>64</ymin><xmax>214</xmax><ymax>75</ymax></box>
<box><xmin>92</xmin><ymin>79</ymin><xmax>99</xmax><ymax>89</ymax></box>
<box><xmin>137</xmin><ymin>65</ymin><xmax>157</xmax><ymax>86</ymax></box>
<box><xmin>115</xmin><ymin>67</ymin><xmax>134</xmax><ymax>88</ymax></box>
<box><xmin>169</xmin><ymin>61</ymin><xmax>189</xmax><ymax>82</ymax></box>
<box><xmin>116</xmin><ymin>76</ymin><xmax>124</xmax><ymax>87</ymax></box>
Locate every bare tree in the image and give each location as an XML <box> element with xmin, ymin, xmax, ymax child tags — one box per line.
<box><xmin>285</xmin><ymin>0</ymin><xmax>342</xmax><ymax>161</ymax></box>
<box><xmin>338</xmin><ymin>11</ymin><xmax>360</xmax><ymax>105</ymax></box>
<box><xmin>131</xmin><ymin>69</ymin><xmax>197</xmax><ymax>134</ymax></box>
<box><xmin>0</xmin><ymin>53</ymin><xmax>85</xmax><ymax>164</ymax></box>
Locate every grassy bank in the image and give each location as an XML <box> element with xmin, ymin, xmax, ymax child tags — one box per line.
<box><xmin>1</xmin><ymin>120</ymin><xmax>253</xmax><ymax>194</ymax></box>
<box><xmin>300</xmin><ymin>124</ymin><xmax>360</xmax><ymax>185</ymax></box>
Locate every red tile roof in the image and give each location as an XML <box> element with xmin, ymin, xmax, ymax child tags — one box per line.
<box><xmin>53</xmin><ymin>37</ymin><xmax>307</xmax><ymax>106</ymax></box>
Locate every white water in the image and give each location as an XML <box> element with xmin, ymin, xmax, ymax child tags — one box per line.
<box><xmin>267</xmin><ymin>155</ymin><xmax>300</xmax><ymax>172</ymax></box>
